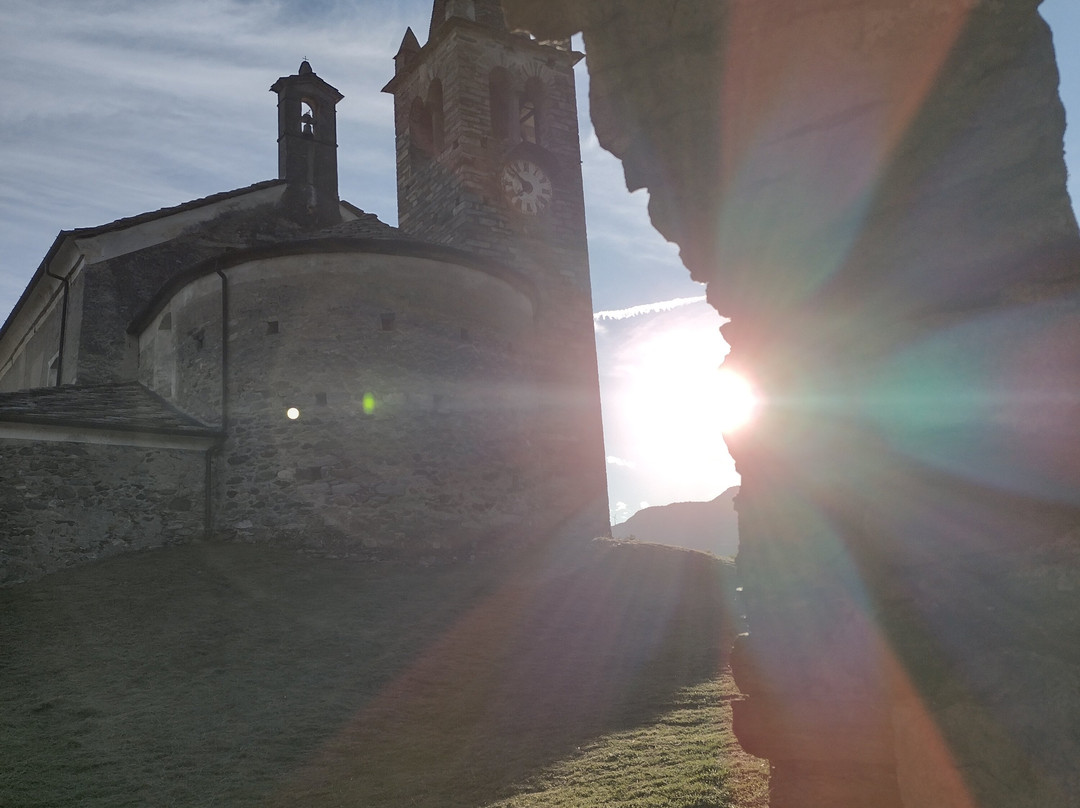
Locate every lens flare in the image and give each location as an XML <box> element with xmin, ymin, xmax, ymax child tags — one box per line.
<box><xmin>362</xmin><ymin>393</ymin><xmax>375</xmax><ymax>415</ymax></box>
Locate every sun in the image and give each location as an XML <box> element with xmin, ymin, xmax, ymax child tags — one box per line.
<box><xmin>606</xmin><ymin>315</ymin><xmax>758</xmax><ymax>501</ymax></box>
<box><xmin>712</xmin><ymin>368</ymin><xmax>758</xmax><ymax>432</ymax></box>
<box><xmin>622</xmin><ymin>326</ymin><xmax>758</xmax><ymax>436</ymax></box>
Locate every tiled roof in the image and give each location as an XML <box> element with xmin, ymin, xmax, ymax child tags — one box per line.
<box><xmin>65</xmin><ymin>180</ymin><xmax>287</xmax><ymax>241</ymax></box>
<box><xmin>0</xmin><ymin>382</ymin><xmax>221</xmax><ymax>437</ymax></box>
<box><xmin>0</xmin><ymin>180</ymin><xmax>288</xmax><ymax>349</ymax></box>
<box><xmin>322</xmin><ymin>206</ymin><xmax>402</xmax><ymax>239</ymax></box>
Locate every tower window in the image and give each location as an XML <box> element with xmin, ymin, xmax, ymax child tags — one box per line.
<box><xmin>301</xmin><ymin>100</ymin><xmax>317</xmax><ymax>137</ymax></box>
<box><xmin>519</xmin><ymin>100</ymin><xmax>537</xmax><ymax>144</ymax></box>
<box><xmin>266</xmin><ymin>320</ymin><xmax>279</xmax><ymax>335</ymax></box>
<box><xmin>428</xmin><ymin>79</ymin><xmax>445</xmax><ymax>153</ymax></box>
<box><xmin>410</xmin><ymin>96</ymin><xmax>434</xmax><ymax>164</ymax></box>
<box><xmin>489</xmin><ymin>67</ymin><xmax>512</xmax><ymax>140</ymax></box>
<box><xmin>519</xmin><ymin>78</ymin><xmax>545</xmax><ymax>145</ymax></box>
<box><xmin>47</xmin><ymin>353</ymin><xmax>59</xmax><ymax>387</ymax></box>
<box><xmin>380</xmin><ymin>312</ymin><xmax>396</xmax><ymax>331</ymax></box>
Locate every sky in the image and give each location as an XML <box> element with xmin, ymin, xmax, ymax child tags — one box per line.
<box><xmin>0</xmin><ymin>0</ymin><xmax>1077</xmax><ymax>524</ymax></box>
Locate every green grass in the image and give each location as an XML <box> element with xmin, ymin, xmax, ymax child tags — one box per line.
<box><xmin>0</xmin><ymin>538</ymin><xmax>768</xmax><ymax>807</ymax></box>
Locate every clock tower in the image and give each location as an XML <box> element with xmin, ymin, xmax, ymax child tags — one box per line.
<box><xmin>383</xmin><ymin>0</ymin><xmax>609</xmax><ymax>540</ymax></box>
<box><xmin>382</xmin><ymin>0</ymin><xmax>588</xmax><ymax>276</ymax></box>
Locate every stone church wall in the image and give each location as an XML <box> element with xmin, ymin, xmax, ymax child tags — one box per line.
<box><xmin>147</xmin><ymin>249</ymin><xmax>592</xmax><ymax>560</ymax></box>
<box><xmin>0</xmin><ymin>439</ymin><xmax>206</xmax><ymax>585</ymax></box>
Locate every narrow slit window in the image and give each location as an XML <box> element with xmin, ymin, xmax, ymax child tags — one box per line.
<box><xmin>47</xmin><ymin>354</ymin><xmax>59</xmax><ymax>387</ymax></box>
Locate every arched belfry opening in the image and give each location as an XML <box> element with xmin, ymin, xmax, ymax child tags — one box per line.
<box><xmin>270</xmin><ymin>60</ymin><xmax>344</xmax><ymax>226</ymax></box>
<box><xmin>428</xmin><ymin>79</ymin><xmax>445</xmax><ymax>153</ymax></box>
<box><xmin>300</xmin><ymin>100</ymin><xmax>317</xmax><ymax>136</ymax></box>
<box><xmin>410</xmin><ymin>96</ymin><xmax>434</xmax><ymax>165</ymax></box>
<box><xmin>518</xmin><ymin>76</ymin><xmax>544</xmax><ymax>144</ymax></box>
<box><xmin>489</xmin><ymin>67</ymin><xmax>513</xmax><ymax>140</ymax></box>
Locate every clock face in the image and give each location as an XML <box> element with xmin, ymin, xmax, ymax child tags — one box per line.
<box><xmin>500</xmin><ymin>159</ymin><xmax>553</xmax><ymax>215</ymax></box>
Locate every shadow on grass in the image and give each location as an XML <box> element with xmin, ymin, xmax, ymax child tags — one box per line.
<box><xmin>1</xmin><ymin>537</ymin><xmax>759</xmax><ymax>807</ymax></box>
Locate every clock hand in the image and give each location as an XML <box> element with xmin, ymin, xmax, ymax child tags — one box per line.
<box><xmin>509</xmin><ymin>167</ymin><xmax>533</xmax><ymax>195</ymax></box>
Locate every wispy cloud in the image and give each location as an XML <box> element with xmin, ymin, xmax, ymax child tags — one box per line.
<box><xmin>0</xmin><ymin>0</ymin><xmax>414</xmax><ymax>310</ymax></box>
<box><xmin>594</xmin><ymin>295</ymin><xmax>707</xmax><ymax>322</ymax></box>
<box><xmin>606</xmin><ymin>455</ymin><xmax>636</xmax><ymax>468</ymax></box>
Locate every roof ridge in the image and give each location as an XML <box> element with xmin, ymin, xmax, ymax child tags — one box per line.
<box><xmin>65</xmin><ymin>179</ymin><xmax>287</xmax><ymax>241</ymax></box>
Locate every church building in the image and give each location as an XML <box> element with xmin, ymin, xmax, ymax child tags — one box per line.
<box><xmin>0</xmin><ymin>0</ymin><xmax>608</xmax><ymax>584</ymax></box>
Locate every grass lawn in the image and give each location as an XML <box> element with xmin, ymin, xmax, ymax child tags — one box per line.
<box><xmin>0</xmin><ymin>537</ymin><xmax>768</xmax><ymax>807</ymax></box>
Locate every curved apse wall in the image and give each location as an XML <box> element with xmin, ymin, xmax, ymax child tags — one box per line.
<box><xmin>140</xmin><ymin>249</ymin><xmax>545</xmax><ymax>561</ymax></box>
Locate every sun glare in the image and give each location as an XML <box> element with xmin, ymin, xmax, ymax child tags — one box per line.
<box><xmin>713</xmin><ymin>368</ymin><xmax>758</xmax><ymax>432</ymax></box>
<box><xmin>606</xmin><ymin>313</ymin><xmax>754</xmax><ymax>503</ymax></box>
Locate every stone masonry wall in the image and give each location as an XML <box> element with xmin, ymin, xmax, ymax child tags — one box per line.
<box><xmin>218</xmin><ymin>251</ymin><xmax>537</xmax><ymax>559</ymax></box>
<box><xmin>161</xmin><ymin>249</ymin><xmax>590</xmax><ymax>560</ymax></box>
<box><xmin>389</xmin><ymin>19</ymin><xmax>610</xmax><ymax>538</ymax></box>
<box><xmin>0</xmin><ymin>439</ymin><xmax>206</xmax><ymax>585</ymax></box>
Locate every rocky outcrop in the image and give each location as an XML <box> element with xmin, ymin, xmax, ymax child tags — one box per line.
<box><xmin>505</xmin><ymin>1</ymin><xmax>1080</xmax><ymax>805</ymax></box>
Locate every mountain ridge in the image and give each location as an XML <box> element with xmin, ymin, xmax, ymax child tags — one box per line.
<box><xmin>612</xmin><ymin>486</ymin><xmax>740</xmax><ymax>558</ymax></box>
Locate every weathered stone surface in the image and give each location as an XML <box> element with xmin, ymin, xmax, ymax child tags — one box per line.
<box><xmin>138</xmin><ymin>248</ymin><xmax>602</xmax><ymax>563</ymax></box>
<box><xmin>504</xmin><ymin>0</ymin><xmax>1080</xmax><ymax>805</ymax></box>
<box><xmin>0</xmin><ymin>440</ymin><xmax>205</xmax><ymax>585</ymax></box>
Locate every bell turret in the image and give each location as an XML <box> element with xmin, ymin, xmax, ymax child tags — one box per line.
<box><xmin>270</xmin><ymin>61</ymin><xmax>344</xmax><ymax>226</ymax></box>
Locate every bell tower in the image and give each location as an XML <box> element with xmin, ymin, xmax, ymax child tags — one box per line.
<box><xmin>383</xmin><ymin>1</ymin><xmax>609</xmax><ymax>540</ymax></box>
<box><xmin>271</xmin><ymin>61</ymin><xmax>344</xmax><ymax>226</ymax></box>
<box><xmin>381</xmin><ymin>0</ymin><xmax>589</xmax><ymax>289</ymax></box>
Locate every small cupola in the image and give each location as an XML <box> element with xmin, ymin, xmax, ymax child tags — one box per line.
<box><xmin>270</xmin><ymin>61</ymin><xmax>344</xmax><ymax>226</ymax></box>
